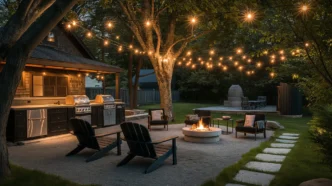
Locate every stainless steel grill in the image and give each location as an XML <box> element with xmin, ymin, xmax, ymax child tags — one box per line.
<box><xmin>65</xmin><ymin>95</ymin><xmax>92</xmax><ymax>124</ymax></box>
<box><xmin>95</xmin><ymin>94</ymin><xmax>116</xmax><ymax>126</ymax></box>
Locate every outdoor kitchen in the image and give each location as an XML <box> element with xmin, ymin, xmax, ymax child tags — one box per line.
<box><xmin>3</xmin><ymin>24</ymin><xmax>127</xmax><ymax>142</ymax></box>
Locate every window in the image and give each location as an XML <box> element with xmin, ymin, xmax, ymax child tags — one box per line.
<box><xmin>32</xmin><ymin>75</ymin><xmax>68</xmax><ymax>97</ymax></box>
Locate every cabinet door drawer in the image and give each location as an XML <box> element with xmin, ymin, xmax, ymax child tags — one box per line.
<box><xmin>49</xmin><ymin>112</ymin><xmax>67</xmax><ymax>122</ymax></box>
<box><xmin>49</xmin><ymin>121</ymin><xmax>68</xmax><ymax>132</ymax></box>
<box><xmin>48</xmin><ymin>108</ymin><xmax>67</xmax><ymax>114</ymax></box>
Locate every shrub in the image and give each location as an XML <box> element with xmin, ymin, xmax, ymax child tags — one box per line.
<box><xmin>309</xmin><ymin>105</ymin><xmax>332</xmax><ymax>169</ymax></box>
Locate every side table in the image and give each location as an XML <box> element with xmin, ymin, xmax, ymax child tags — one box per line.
<box><xmin>212</xmin><ymin>117</ymin><xmax>233</xmax><ymax>134</ymax></box>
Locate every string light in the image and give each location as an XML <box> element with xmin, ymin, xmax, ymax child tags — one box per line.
<box><xmin>116</xmin><ymin>35</ymin><xmax>120</xmax><ymax>40</ymax></box>
<box><xmin>236</xmin><ymin>48</ymin><xmax>243</xmax><ymax>54</ymax></box>
<box><xmin>190</xmin><ymin>17</ymin><xmax>197</xmax><ymax>24</ymax></box>
<box><xmin>223</xmin><ymin>66</ymin><xmax>227</xmax><ymax>71</ymax></box>
<box><xmin>86</xmin><ymin>73</ymin><xmax>89</xmax><ymax>76</ymax></box>
<box><xmin>187</xmin><ymin>51</ymin><xmax>192</xmax><ymax>56</ymax></box>
<box><xmin>242</xmin><ymin>55</ymin><xmax>247</xmax><ymax>59</ymax></box>
<box><xmin>238</xmin><ymin>66</ymin><xmax>243</xmax><ymax>71</ymax></box>
<box><xmin>67</xmin><ymin>24</ymin><xmax>72</xmax><ymax>29</ymax></box>
<box><xmin>270</xmin><ymin>72</ymin><xmax>275</xmax><ymax>78</ymax></box>
<box><xmin>292</xmin><ymin>51</ymin><xmax>296</xmax><ymax>55</ymax></box>
<box><xmin>42</xmin><ymin>72</ymin><xmax>46</xmax><ymax>75</ymax></box>
<box><xmin>192</xmin><ymin>64</ymin><xmax>196</xmax><ymax>69</ymax></box>
<box><xmin>270</xmin><ymin>59</ymin><xmax>275</xmax><ymax>64</ymax></box>
<box><xmin>305</xmin><ymin>42</ymin><xmax>310</xmax><ymax>47</ymax></box>
<box><xmin>247</xmin><ymin>59</ymin><xmax>252</xmax><ymax>63</ymax></box>
<box><xmin>178</xmin><ymin>61</ymin><xmax>182</xmax><ymax>65</ymax></box>
<box><xmin>145</xmin><ymin>20</ymin><xmax>151</xmax><ymax>27</ymax></box>
<box><xmin>229</xmin><ymin>56</ymin><xmax>233</xmax><ymax>60</ymax></box>
<box><xmin>263</xmin><ymin>50</ymin><xmax>268</xmax><ymax>55</ymax></box>
<box><xmin>148</xmin><ymin>51</ymin><xmax>153</xmax><ymax>55</ymax></box>
<box><xmin>244</xmin><ymin>11</ymin><xmax>255</xmax><ymax>22</ymax></box>
<box><xmin>279</xmin><ymin>50</ymin><xmax>284</xmax><ymax>55</ymax></box>
<box><xmin>209</xmin><ymin>50</ymin><xmax>215</xmax><ymax>55</ymax></box>
<box><xmin>104</xmin><ymin>40</ymin><xmax>109</xmax><ymax>46</ymax></box>
<box><xmin>86</xmin><ymin>32</ymin><xmax>92</xmax><ymax>38</ymax></box>
<box><xmin>281</xmin><ymin>56</ymin><xmax>286</xmax><ymax>61</ymax></box>
<box><xmin>218</xmin><ymin>62</ymin><xmax>221</xmax><ymax>66</ymax></box>
<box><xmin>72</xmin><ymin>21</ymin><xmax>77</xmax><ymax>26</ymax></box>
<box><xmin>78</xmin><ymin>74</ymin><xmax>81</xmax><ymax>77</ymax></box>
<box><xmin>300</xmin><ymin>4</ymin><xmax>309</xmax><ymax>13</ymax></box>
<box><xmin>234</xmin><ymin>61</ymin><xmax>239</xmax><ymax>66</ymax></box>
<box><xmin>106</xmin><ymin>22</ymin><xmax>113</xmax><ymax>28</ymax></box>
<box><xmin>219</xmin><ymin>57</ymin><xmax>223</xmax><ymax>61</ymax></box>
<box><xmin>198</xmin><ymin>57</ymin><xmax>202</xmax><ymax>61</ymax></box>
<box><xmin>257</xmin><ymin>62</ymin><xmax>262</xmax><ymax>68</ymax></box>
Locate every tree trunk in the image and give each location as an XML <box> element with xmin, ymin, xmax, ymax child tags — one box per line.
<box><xmin>128</xmin><ymin>51</ymin><xmax>134</xmax><ymax>109</ymax></box>
<box><xmin>0</xmin><ymin>47</ymin><xmax>29</xmax><ymax>180</ymax></box>
<box><xmin>133</xmin><ymin>56</ymin><xmax>143</xmax><ymax>108</ymax></box>
<box><xmin>153</xmin><ymin>56</ymin><xmax>174</xmax><ymax>120</ymax></box>
<box><xmin>0</xmin><ymin>0</ymin><xmax>78</xmax><ymax>180</ymax></box>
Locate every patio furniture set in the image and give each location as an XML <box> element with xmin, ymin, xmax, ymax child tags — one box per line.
<box><xmin>66</xmin><ymin>108</ymin><xmax>266</xmax><ymax>173</ymax></box>
<box><xmin>241</xmin><ymin>96</ymin><xmax>267</xmax><ymax>110</ymax></box>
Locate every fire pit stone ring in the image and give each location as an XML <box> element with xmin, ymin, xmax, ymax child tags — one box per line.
<box><xmin>182</xmin><ymin>127</ymin><xmax>222</xmax><ymax>143</ymax></box>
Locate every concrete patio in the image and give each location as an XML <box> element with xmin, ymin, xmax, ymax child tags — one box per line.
<box><xmin>9</xmin><ymin>118</ymin><xmax>273</xmax><ymax>186</ymax></box>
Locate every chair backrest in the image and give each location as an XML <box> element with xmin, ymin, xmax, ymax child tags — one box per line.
<box><xmin>70</xmin><ymin>118</ymin><xmax>99</xmax><ymax>149</ymax></box>
<box><xmin>257</xmin><ymin>96</ymin><xmax>266</xmax><ymax>101</ymax></box>
<box><xmin>244</xmin><ymin>113</ymin><xmax>266</xmax><ymax>121</ymax></box>
<box><xmin>120</xmin><ymin>122</ymin><xmax>157</xmax><ymax>158</ymax></box>
<box><xmin>148</xmin><ymin>108</ymin><xmax>165</xmax><ymax>121</ymax></box>
<box><xmin>242</xmin><ymin>97</ymin><xmax>249</xmax><ymax>105</ymax></box>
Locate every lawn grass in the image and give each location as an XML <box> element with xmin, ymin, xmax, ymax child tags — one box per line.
<box><xmin>202</xmin><ymin>115</ymin><xmax>332</xmax><ymax>186</ymax></box>
<box><xmin>139</xmin><ymin>102</ymin><xmax>219</xmax><ymax>124</ymax></box>
<box><xmin>1</xmin><ymin>165</ymin><xmax>97</xmax><ymax>186</ymax></box>
<box><xmin>141</xmin><ymin>102</ymin><xmax>332</xmax><ymax>185</ymax></box>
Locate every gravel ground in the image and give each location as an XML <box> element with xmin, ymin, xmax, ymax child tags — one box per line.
<box><xmin>8</xmin><ymin>118</ymin><xmax>273</xmax><ymax>186</ymax></box>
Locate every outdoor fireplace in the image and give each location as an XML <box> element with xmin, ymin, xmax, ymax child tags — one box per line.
<box><xmin>182</xmin><ymin>119</ymin><xmax>222</xmax><ymax>143</ymax></box>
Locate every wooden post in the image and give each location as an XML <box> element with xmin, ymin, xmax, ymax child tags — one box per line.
<box><xmin>115</xmin><ymin>73</ymin><xmax>120</xmax><ymax>99</ymax></box>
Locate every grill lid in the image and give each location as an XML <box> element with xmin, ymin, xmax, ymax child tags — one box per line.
<box><xmin>95</xmin><ymin>94</ymin><xmax>115</xmax><ymax>104</ymax></box>
<box><xmin>65</xmin><ymin>95</ymin><xmax>90</xmax><ymax>105</ymax></box>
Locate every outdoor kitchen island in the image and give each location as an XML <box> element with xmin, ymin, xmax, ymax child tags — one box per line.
<box><xmin>3</xmin><ymin>24</ymin><xmax>125</xmax><ymax>142</ymax></box>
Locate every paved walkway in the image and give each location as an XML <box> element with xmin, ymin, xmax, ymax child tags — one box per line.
<box><xmin>8</xmin><ymin>118</ymin><xmax>273</xmax><ymax>186</ymax></box>
<box><xmin>226</xmin><ymin>133</ymin><xmax>300</xmax><ymax>186</ymax></box>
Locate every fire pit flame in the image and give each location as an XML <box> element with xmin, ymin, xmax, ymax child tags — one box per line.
<box><xmin>191</xmin><ymin>119</ymin><xmax>210</xmax><ymax>131</ymax></box>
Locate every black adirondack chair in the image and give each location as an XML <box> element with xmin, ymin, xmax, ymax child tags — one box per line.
<box><xmin>117</xmin><ymin>122</ymin><xmax>178</xmax><ymax>173</ymax></box>
<box><xmin>66</xmin><ymin>118</ymin><xmax>122</xmax><ymax>162</ymax></box>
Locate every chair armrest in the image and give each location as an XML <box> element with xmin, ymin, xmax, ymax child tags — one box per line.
<box><xmin>151</xmin><ymin>136</ymin><xmax>178</xmax><ymax>144</ymax></box>
<box><xmin>95</xmin><ymin>130</ymin><xmax>121</xmax><ymax>138</ymax></box>
<box><xmin>236</xmin><ymin>119</ymin><xmax>245</xmax><ymax>127</ymax></box>
<box><xmin>148</xmin><ymin>115</ymin><xmax>151</xmax><ymax>122</ymax></box>
<box><xmin>162</xmin><ymin>115</ymin><xmax>169</xmax><ymax>121</ymax></box>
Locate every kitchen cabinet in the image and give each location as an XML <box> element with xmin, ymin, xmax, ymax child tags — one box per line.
<box><xmin>47</xmin><ymin>108</ymin><xmax>68</xmax><ymax>136</ymax></box>
<box><xmin>91</xmin><ymin>106</ymin><xmax>104</xmax><ymax>127</ymax></box>
<box><xmin>7</xmin><ymin>110</ymin><xmax>27</xmax><ymax>142</ymax></box>
<box><xmin>116</xmin><ymin>104</ymin><xmax>125</xmax><ymax>124</ymax></box>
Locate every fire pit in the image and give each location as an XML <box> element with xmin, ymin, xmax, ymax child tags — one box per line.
<box><xmin>182</xmin><ymin>119</ymin><xmax>222</xmax><ymax>143</ymax></box>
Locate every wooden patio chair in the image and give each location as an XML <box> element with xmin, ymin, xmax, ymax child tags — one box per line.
<box><xmin>117</xmin><ymin>122</ymin><xmax>178</xmax><ymax>173</ymax></box>
<box><xmin>66</xmin><ymin>118</ymin><xmax>121</xmax><ymax>162</ymax></box>
<box><xmin>235</xmin><ymin>113</ymin><xmax>266</xmax><ymax>140</ymax></box>
<box><xmin>148</xmin><ymin>108</ymin><xmax>169</xmax><ymax>130</ymax></box>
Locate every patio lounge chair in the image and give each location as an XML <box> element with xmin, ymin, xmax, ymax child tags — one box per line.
<box><xmin>241</xmin><ymin>97</ymin><xmax>253</xmax><ymax>110</ymax></box>
<box><xmin>66</xmin><ymin>118</ymin><xmax>121</xmax><ymax>162</ymax></box>
<box><xmin>148</xmin><ymin>108</ymin><xmax>169</xmax><ymax>130</ymax></box>
<box><xmin>235</xmin><ymin>113</ymin><xmax>266</xmax><ymax>140</ymax></box>
<box><xmin>257</xmin><ymin>96</ymin><xmax>267</xmax><ymax>107</ymax></box>
<box><xmin>117</xmin><ymin>122</ymin><xmax>178</xmax><ymax>173</ymax></box>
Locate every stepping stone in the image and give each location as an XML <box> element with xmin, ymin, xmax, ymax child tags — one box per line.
<box><xmin>271</xmin><ymin>143</ymin><xmax>294</xmax><ymax>148</ymax></box>
<box><xmin>263</xmin><ymin>148</ymin><xmax>291</xmax><ymax>155</ymax></box>
<box><xmin>255</xmin><ymin>153</ymin><xmax>286</xmax><ymax>162</ymax></box>
<box><xmin>225</xmin><ymin>184</ymin><xmax>246</xmax><ymax>186</ymax></box>
<box><xmin>234</xmin><ymin>170</ymin><xmax>275</xmax><ymax>186</ymax></box>
<box><xmin>276</xmin><ymin>139</ymin><xmax>297</xmax><ymax>144</ymax></box>
<box><xmin>279</xmin><ymin>135</ymin><xmax>299</xmax><ymax>140</ymax></box>
<box><xmin>282</xmin><ymin>133</ymin><xmax>299</xmax><ymax>136</ymax></box>
<box><xmin>245</xmin><ymin>161</ymin><xmax>282</xmax><ymax>173</ymax></box>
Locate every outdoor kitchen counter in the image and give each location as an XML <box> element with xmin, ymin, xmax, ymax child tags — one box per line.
<box><xmin>11</xmin><ymin>104</ymin><xmax>74</xmax><ymax>110</ymax></box>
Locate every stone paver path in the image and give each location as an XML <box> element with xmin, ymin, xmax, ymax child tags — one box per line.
<box><xmin>276</xmin><ymin>139</ymin><xmax>297</xmax><ymax>143</ymax></box>
<box><xmin>270</xmin><ymin>143</ymin><xmax>294</xmax><ymax>148</ymax></box>
<box><xmin>278</xmin><ymin>135</ymin><xmax>299</xmax><ymax>140</ymax></box>
<box><xmin>227</xmin><ymin>133</ymin><xmax>300</xmax><ymax>185</ymax></box>
<box><xmin>255</xmin><ymin>153</ymin><xmax>286</xmax><ymax>163</ymax></box>
<box><xmin>245</xmin><ymin>161</ymin><xmax>281</xmax><ymax>172</ymax></box>
<box><xmin>263</xmin><ymin>148</ymin><xmax>291</xmax><ymax>155</ymax></box>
